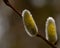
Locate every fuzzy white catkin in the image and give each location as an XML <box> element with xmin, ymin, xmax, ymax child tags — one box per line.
<box><xmin>22</xmin><ymin>9</ymin><xmax>38</xmax><ymax>37</ymax></box>
<box><xmin>45</xmin><ymin>17</ymin><xmax>57</xmax><ymax>44</ymax></box>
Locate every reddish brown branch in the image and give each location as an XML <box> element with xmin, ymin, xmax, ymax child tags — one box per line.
<box><xmin>3</xmin><ymin>0</ymin><xmax>57</xmax><ymax>48</ymax></box>
<box><xmin>37</xmin><ymin>34</ymin><xmax>57</xmax><ymax>48</ymax></box>
<box><xmin>3</xmin><ymin>0</ymin><xmax>22</xmax><ymax>18</ymax></box>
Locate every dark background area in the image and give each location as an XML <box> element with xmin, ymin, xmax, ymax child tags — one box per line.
<box><xmin>0</xmin><ymin>0</ymin><xmax>60</xmax><ymax>48</ymax></box>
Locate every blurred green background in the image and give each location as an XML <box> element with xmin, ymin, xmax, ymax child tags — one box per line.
<box><xmin>0</xmin><ymin>0</ymin><xmax>60</xmax><ymax>48</ymax></box>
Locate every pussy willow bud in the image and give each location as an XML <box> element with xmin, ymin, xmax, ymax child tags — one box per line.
<box><xmin>22</xmin><ymin>9</ymin><xmax>38</xmax><ymax>37</ymax></box>
<box><xmin>45</xmin><ymin>17</ymin><xmax>57</xmax><ymax>44</ymax></box>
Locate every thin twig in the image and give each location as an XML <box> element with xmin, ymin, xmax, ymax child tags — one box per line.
<box><xmin>3</xmin><ymin>0</ymin><xmax>57</xmax><ymax>48</ymax></box>
<box><xmin>37</xmin><ymin>34</ymin><xmax>57</xmax><ymax>48</ymax></box>
<box><xmin>3</xmin><ymin>0</ymin><xmax>22</xmax><ymax>18</ymax></box>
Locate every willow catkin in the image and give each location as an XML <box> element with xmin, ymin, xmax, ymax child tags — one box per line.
<box><xmin>45</xmin><ymin>17</ymin><xmax>57</xmax><ymax>44</ymax></box>
<box><xmin>22</xmin><ymin>9</ymin><xmax>38</xmax><ymax>37</ymax></box>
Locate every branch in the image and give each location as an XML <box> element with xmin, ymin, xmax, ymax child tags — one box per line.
<box><xmin>3</xmin><ymin>0</ymin><xmax>22</xmax><ymax>18</ymax></box>
<box><xmin>37</xmin><ymin>34</ymin><xmax>57</xmax><ymax>48</ymax></box>
<box><xmin>3</xmin><ymin>0</ymin><xmax>57</xmax><ymax>48</ymax></box>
